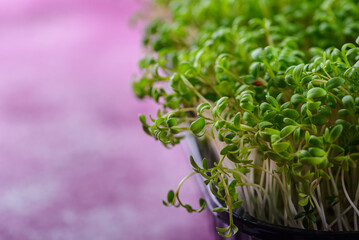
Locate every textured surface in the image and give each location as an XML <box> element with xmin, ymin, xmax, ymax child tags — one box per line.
<box><xmin>0</xmin><ymin>0</ymin><xmax>215</xmax><ymax>239</ymax></box>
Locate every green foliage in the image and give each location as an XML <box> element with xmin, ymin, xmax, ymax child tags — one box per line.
<box><xmin>134</xmin><ymin>0</ymin><xmax>359</xmax><ymax>236</ymax></box>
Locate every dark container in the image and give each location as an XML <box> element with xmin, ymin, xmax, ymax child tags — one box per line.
<box><xmin>184</xmin><ymin>136</ymin><xmax>359</xmax><ymax>240</ymax></box>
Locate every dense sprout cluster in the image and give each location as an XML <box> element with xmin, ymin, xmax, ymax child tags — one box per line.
<box><xmin>133</xmin><ymin>0</ymin><xmax>359</xmax><ymax>237</ymax></box>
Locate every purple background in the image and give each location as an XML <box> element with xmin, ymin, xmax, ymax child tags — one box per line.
<box><xmin>0</xmin><ymin>0</ymin><xmax>216</xmax><ymax>239</ymax></box>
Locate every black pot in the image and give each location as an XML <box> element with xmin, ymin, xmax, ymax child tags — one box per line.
<box><xmin>184</xmin><ymin>136</ymin><xmax>359</xmax><ymax>240</ymax></box>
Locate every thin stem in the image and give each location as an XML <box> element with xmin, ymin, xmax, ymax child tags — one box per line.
<box><xmin>342</xmin><ymin>170</ymin><xmax>359</xmax><ymax>216</ymax></box>
<box><xmin>174</xmin><ymin>172</ymin><xmax>198</xmax><ymax>206</ymax></box>
<box><xmin>180</xmin><ymin>75</ymin><xmax>210</xmax><ymax>103</ymax></box>
<box><xmin>219</xmin><ymin>174</ymin><xmax>234</xmax><ymax>229</ymax></box>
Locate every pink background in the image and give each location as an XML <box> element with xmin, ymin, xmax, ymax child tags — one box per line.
<box><xmin>0</xmin><ymin>0</ymin><xmax>215</xmax><ymax>239</ymax></box>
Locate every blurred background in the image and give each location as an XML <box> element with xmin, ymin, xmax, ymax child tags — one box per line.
<box><xmin>0</xmin><ymin>0</ymin><xmax>216</xmax><ymax>239</ymax></box>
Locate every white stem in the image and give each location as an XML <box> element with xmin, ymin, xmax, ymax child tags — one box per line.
<box><xmin>316</xmin><ymin>184</ymin><xmax>328</xmax><ymax>229</ymax></box>
<box><xmin>342</xmin><ymin>170</ymin><xmax>359</xmax><ymax>227</ymax></box>
<box><xmin>311</xmin><ymin>193</ymin><xmax>328</xmax><ymax>230</ymax></box>
<box><xmin>328</xmin><ymin>205</ymin><xmax>353</xmax><ymax>228</ymax></box>
<box><xmin>342</xmin><ymin>170</ymin><xmax>359</xmax><ymax>217</ymax></box>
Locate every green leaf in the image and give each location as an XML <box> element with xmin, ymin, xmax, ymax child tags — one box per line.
<box><xmin>308</xmin><ymin>147</ymin><xmax>326</xmax><ymax>157</ymax></box>
<box><xmin>293</xmin><ymin>127</ymin><xmax>301</xmax><ymax>144</ymax></box>
<box><xmin>240</xmin><ymin>102</ymin><xmax>255</xmax><ymax>111</ymax></box>
<box><xmin>273</xmin><ymin>142</ymin><xmax>290</xmax><ymax>152</ymax></box>
<box><xmin>216</xmin><ymin>226</ymin><xmax>230</xmax><ymax>233</ymax></box>
<box><xmin>190</xmin><ymin>156</ymin><xmax>199</xmax><ymax>170</ymax></box>
<box><xmin>307</xmin><ymin>87</ymin><xmax>327</xmax><ymax>99</ymax></box>
<box><xmin>190</xmin><ymin>118</ymin><xmax>206</xmax><ymax>135</ymax></box>
<box><xmin>294</xmin><ymin>212</ymin><xmax>306</xmax><ymax>219</ymax></box>
<box><xmin>198</xmin><ymin>198</ymin><xmax>206</xmax><ymax>212</ymax></box>
<box><xmin>139</xmin><ymin>115</ymin><xmax>147</xmax><ymax>125</ymax></box>
<box><xmin>299</xmin><ymin>196</ymin><xmax>309</xmax><ymax>206</ymax></box>
<box><xmin>309</xmin><ymin>136</ymin><xmax>323</xmax><ymax>147</ymax></box>
<box><xmin>338</xmin><ymin>109</ymin><xmax>349</xmax><ymax>117</ymax></box>
<box><xmin>184</xmin><ymin>204</ymin><xmax>194</xmax><ymax>213</ymax></box>
<box><xmin>266</xmin><ymin>96</ymin><xmax>279</xmax><ymax>108</ymax></box>
<box><xmin>293</xmin><ymin>63</ymin><xmax>305</xmax><ymax>82</ymax></box>
<box><xmin>282</xmin><ymin>109</ymin><xmax>300</xmax><ymax>119</ymax></box>
<box><xmin>298</xmin><ymin>193</ymin><xmax>307</xmax><ymax>198</ymax></box>
<box><xmin>155</xmin><ymin>117</ymin><xmax>165</xmax><ymax>127</ymax></box>
<box><xmin>283</xmin><ymin>118</ymin><xmax>298</xmax><ymax>125</ymax></box>
<box><xmin>166</xmin><ymin>118</ymin><xmax>178</xmax><ymax>127</ymax></box>
<box><xmin>233</xmin><ymin>112</ymin><xmax>241</xmax><ymax>129</ymax></box>
<box><xmin>330</xmin><ymin>124</ymin><xmax>343</xmax><ymax>143</ymax></box>
<box><xmin>167</xmin><ymin>190</ymin><xmax>175</xmax><ymax>203</ymax></box>
<box><xmin>326</xmin><ymin>77</ymin><xmax>345</xmax><ymax>90</ymax></box>
<box><xmin>307</xmin><ymin>101</ymin><xmax>321</xmax><ymax>111</ymax></box>
<box><xmin>308</xmin><ymin>213</ymin><xmax>316</xmax><ymax>223</ymax></box>
<box><xmin>280</xmin><ymin>126</ymin><xmax>297</xmax><ymax>138</ymax></box>
<box><xmin>265</xmin><ymin>128</ymin><xmax>281</xmax><ymax>135</ymax></box>
<box><xmin>301</xmin><ymin>157</ymin><xmax>325</xmax><ymax>166</ymax></box>
<box><xmin>342</xmin><ymin>95</ymin><xmax>354</xmax><ymax>109</ymax></box>
<box><xmin>232</xmin><ymin>200</ymin><xmax>244</xmax><ymax>209</ymax></box>
<box><xmin>258</xmin><ymin>121</ymin><xmax>273</xmax><ymax>130</ymax></box>
<box><xmin>197</xmin><ymin>102</ymin><xmax>211</xmax><ymax>114</ymax></box>
<box><xmin>202</xmin><ymin>158</ymin><xmax>208</xmax><ymax>169</ymax></box>
<box><xmin>213</xmin><ymin>207</ymin><xmax>228</xmax><ymax>212</ymax></box>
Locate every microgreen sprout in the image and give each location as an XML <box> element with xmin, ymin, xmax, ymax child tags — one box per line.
<box><xmin>134</xmin><ymin>0</ymin><xmax>359</xmax><ymax>237</ymax></box>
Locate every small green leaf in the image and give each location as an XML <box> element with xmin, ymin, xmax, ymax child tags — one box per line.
<box><xmin>216</xmin><ymin>226</ymin><xmax>230</xmax><ymax>233</ymax></box>
<box><xmin>139</xmin><ymin>115</ymin><xmax>147</xmax><ymax>125</ymax></box>
<box><xmin>166</xmin><ymin>118</ymin><xmax>178</xmax><ymax>127</ymax></box>
<box><xmin>202</xmin><ymin>158</ymin><xmax>208</xmax><ymax>169</ymax></box>
<box><xmin>294</xmin><ymin>212</ymin><xmax>306</xmax><ymax>219</ymax></box>
<box><xmin>326</xmin><ymin>77</ymin><xmax>345</xmax><ymax>90</ymax></box>
<box><xmin>283</xmin><ymin>118</ymin><xmax>298</xmax><ymax>126</ymax></box>
<box><xmin>342</xmin><ymin>95</ymin><xmax>354</xmax><ymax>109</ymax></box>
<box><xmin>155</xmin><ymin>117</ymin><xmax>165</xmax><ymax>127</ymax></box>
<box><xmin>167</xmin><ymin>190</ymin><xmax>175</xmax><ymax>203</ymax></box>
<box><xmin>293</xmin><ymin>63</ymin><xmax>305</xmax><ymax>82</ymax></box>
<box><xmin>198</xmin><ymin>198</ymin><xmax>206</xmax><ymax>212</ymax></box>
<box><xmin>266</xmin><ymin>96</ymin><xmax>279</xmax><ymax>108</ymax></box>
<box><xmin>301</xmin><ymin>157</ymin><xmax>325</xmax><ymax>166</ymax></box>
<box><xmin>190</xmin><ymin>118</ymin><xmax>206</xmax><ymax>135</ymax></box>
<box><xmin>190</xmin><ymin>156</ymin><xmax>199</xmax><ymax>170</ymax></box>
<box><xmin>233</xmin><ymin>112</ymin><xmax>242</xmax><ymax>129</ymax></box>
<box><xmin>184</xmin><ymin>204</ymin><xmax>194</xmax><ymax>213</ymax></box>
<box><xmin>232</xmin><ymin>200</ymin><xmax>244</xmax><ymax>209</ymax></box>
<box><xmin>258</xmin><ymin>121</ymin><xmax>273</xmax><ymax>130</ymax></box>
<box><xmin>330</xmin><ymin>124</ymin><xmax>343</xmax><ymax>142</ymax></box>
<box><xmin>308</xmin><ymin>147</ymin><xmax>326</xmax><ymax>157</ymax></box>
<box><xmin>338</xmin><ymin>109</ymin><xmax>349</xmax><ymax>117</ymax></box>
<box><xmin>273</xmin><ymin>142</ymin><xmax>290</xmax><ymax>152</ymax></box>
<box><xmin>213</xmin><ymin>207</ymin><xmax>228</xmax><ymax>212</ymax></box>
<box><xmin>307</xmin><ymin>101</ymin><xmax>321</xmax><ymax>111</ymax></box>
<box><xmin>309</xmin><ymin>136</ymin><xmax>323</xmax><ymax>147</ymax></box>
<box><xmin>265</xmin><ymin>128</ymin><xmax>281</xmax><ymax>135</ymax></box>
<box><xmin>291</xmin><ymin>94</ymin><xmax>306</xmax><ymax>104</ymax></box>
<box><xmin>280</xmin><ymin>126</ymin><xmax>297</xmax><ymax>138</ymax></box>
<box><xmin>299</xmin><ymin>196</ymin><xmax>309</xmax><ymax>206</ymax></box>
<box><xmin>305</xmin><ymin>131</ymin><xmax>310</xmax><ymax>143</ymax></box>
<box><xmin>307</xmin><ymin>87</ymin><xmax>327</xmax><ymax>99</ymax></box>
<box><xmin>298</xmin><ymin>193</ymin><xmax>307</xmax><ymax>198</ymax></box>
<box><xmin>308</xmin><ymin>213</ymin><xmax>316</xmax><ymax>223</ymax></box>
<box><xmin>293</xmin><ymin>127</ymin><xmax>301</xmax><ymax>144</ymax></box>
<box><xmin>282</xmin><ymin>109</ymin><xmax>300</xmax><ymax>119</ymax></box>
<box><xmin>197</xmin><ymin>102</ymin><xmax>211</xmax><ymax>114</ymax></box>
